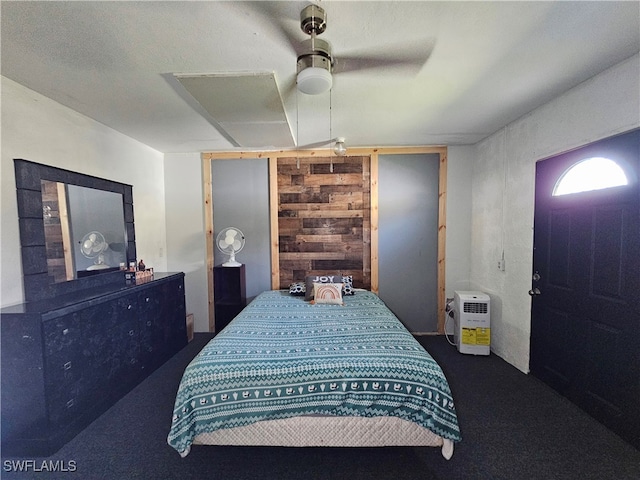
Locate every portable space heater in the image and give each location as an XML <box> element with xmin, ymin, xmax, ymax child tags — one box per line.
<box><xmin>453</xmin><ymin>291</ymin><xmax>491</xmax><ymax>355</ymax></box>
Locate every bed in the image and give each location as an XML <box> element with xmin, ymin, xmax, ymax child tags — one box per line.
<box><xmin>167</xmin><ymin>289</ymin><xmax>462</xmax><ymax>459</ymax></box>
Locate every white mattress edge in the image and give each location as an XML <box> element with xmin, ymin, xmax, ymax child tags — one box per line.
<box><xmin>192</xmin><ymin>415</ymin><xmax>454</xmax><ymax>459</ymax></box>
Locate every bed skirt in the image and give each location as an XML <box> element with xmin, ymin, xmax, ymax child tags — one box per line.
<box><xmin>192</xmin><ymin>415</ymin><xmax>454</xmax><ymax>460</ymax></box>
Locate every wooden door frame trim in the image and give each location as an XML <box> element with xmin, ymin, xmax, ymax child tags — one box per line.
<box><xmin>202</xmin><ymin>146</ymin><xmax>447</xmax><ymax>333</ymax></box>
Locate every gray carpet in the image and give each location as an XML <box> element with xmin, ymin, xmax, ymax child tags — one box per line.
<box><xmin>2</xmin><ymin>333</ymin><xmax>639</xmax><ymax>479</ymax></box>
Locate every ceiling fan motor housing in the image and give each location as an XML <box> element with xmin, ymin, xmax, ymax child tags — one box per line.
<box><xmin>297</xmin><ymin>38</ymin><xmax>333</xmax><ymax>74</ymax></box>
<box><xmin>300</xmin><ymin>4</ymin><xmax>327</xmax><ymax>35</ymax></box>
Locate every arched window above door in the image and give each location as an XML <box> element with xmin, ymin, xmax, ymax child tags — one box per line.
<box><xmin>553</xmin><ymin>157</ymin><xmax>628</xmax><ymax>196</ymax></box>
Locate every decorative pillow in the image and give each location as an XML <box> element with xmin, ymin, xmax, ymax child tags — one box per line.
<box><xmin>305</xmin><ymin>273</ymin><xmax>341</xmax><ymax>301</ymax></box>
<box><xmin>289</xmin><ymin>282</ymin><xmax>306</xmax><ymax>296</ymax></box>
<box><xmin>311</xmin><ymin>283</ymin><xmax>344</xmax><ymax>305</ymax></box>
<box><xmin>341</xmin><ymin>275</ymin><xmax>355</xmax><ymax>295</ymax></box>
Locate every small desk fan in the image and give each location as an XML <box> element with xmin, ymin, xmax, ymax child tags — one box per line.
<box><xmin>216</xmin><ymin>227</ymin><xmax>245</xmax><ymax>267</ymax></box>
<box><xmin>80</xmin><ymin>231</ymin><xmax>110</xmax><ymax>270</ymax></box>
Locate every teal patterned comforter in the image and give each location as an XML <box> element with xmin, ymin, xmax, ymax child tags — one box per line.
<box><xmin>168</xmin><ymin>290</ymin><xmax>461</xmax><ymax>456</ymax></box>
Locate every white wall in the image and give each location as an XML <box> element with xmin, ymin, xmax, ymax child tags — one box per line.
<box><xmin>445</xmin><ymin>146</ymin><xmax>473</xmax><ymax>295</ymax></box>
<box><xmin>164</xmin><ymin>153</ymin><xmax>209</xmax><ymax>332</ymax></box>
<box><xmin>443</xmin><ymin>146</ymin><xmax>474</xmax><ymax>335</ymax></box>
<box><xmin>1</xmin><ymin>77</ymin><xmax>167</xmax><ymax>307</ymax></box>
<box><xmin>470</xmin><ymin>54</ymin><xmax>640</xmax><ymax>373</ymax></box>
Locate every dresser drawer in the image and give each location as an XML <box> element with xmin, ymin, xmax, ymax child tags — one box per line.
<box><xmin>44</xmin><ymin>351</ymin><xmax>84</xmax><ymax>387</ymax></box>
<box><xmin>47</xmin><ymin>377</ymin><xmax>96</xmax><ymax>428</ymax></box>
<box><xmin>137</xmin><ymin>289</ymin><xmax>161</xmax><ymax>316</ymax></box>
<box><xmin>42</xmin><ymin>313</ymin><xmax>81</xmax><ymax>357</ymax></box>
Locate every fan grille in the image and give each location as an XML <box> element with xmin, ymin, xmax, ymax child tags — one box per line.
<box><xmin>216</xmin><ymin>228</ymin><xmax>245</xmax><ymax>253</ymax></box>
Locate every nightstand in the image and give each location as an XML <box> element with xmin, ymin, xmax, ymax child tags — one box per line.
<box><xmin>214</xmin><ymin>264</ymin><xmax>246</xmax><ymax>332</ymax></box>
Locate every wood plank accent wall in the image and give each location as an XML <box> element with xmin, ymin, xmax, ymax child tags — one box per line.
<box><xmin>276</xmin><ymin>156</ymin><xmax>371</xmax><ymax>289</ymax></box>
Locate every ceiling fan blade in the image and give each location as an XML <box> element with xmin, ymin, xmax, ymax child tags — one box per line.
<box><xmin>278</xmin><ymin>18</ymin><xmax>306</xmax><ymax>57</ymax></box>
<box><xmin>296</xmin><ymin>137</ymin><xmax>339</xmax><ymax>150</ymax></box>
<box><xmin>333</xmin><ymin>39</ymin><xmax>435</xmax><ymax>75</ymax></box>
<box><xmin>278</xmin><ymin>74</ymin><xmax>298</xmax><ymax>100</ymax></box>
<box><xmin>236</xmin><ymin>1</ymin><xmax>306</xmax><ymax>57</ymax></box>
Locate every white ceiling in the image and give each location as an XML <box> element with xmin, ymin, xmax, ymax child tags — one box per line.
<box><xmin>2</xmin><ymin>1</ymin><xmax>639</xmax><ymax>153</ymax></box>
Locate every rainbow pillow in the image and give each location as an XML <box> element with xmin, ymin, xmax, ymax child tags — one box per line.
<box><xmin>311</xmin><ymin>283</ymin><xmax>344</xmax><ymax>305</ymax></box>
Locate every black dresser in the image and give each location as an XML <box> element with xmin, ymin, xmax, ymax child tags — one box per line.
<box><xmin>1</xmin><ymin>272</ymin><xmax>188</xmax><ymax>456</ymax></box>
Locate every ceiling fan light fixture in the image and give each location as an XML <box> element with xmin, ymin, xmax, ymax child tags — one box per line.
<box><xmin>297</xmin><ymin>67</ymin><xmax>332</xmax><ymax>95</ymax></box>
<box><xmin>333</xmin><ymin>137</ymin><xmax>347</xmax><ymax>156</ymax></box>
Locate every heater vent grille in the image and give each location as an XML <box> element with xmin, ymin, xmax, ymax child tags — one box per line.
<box><xmin>463</xmin><ymin>302</ymin><xmax>488</xmax><ymax>314</ymax></box>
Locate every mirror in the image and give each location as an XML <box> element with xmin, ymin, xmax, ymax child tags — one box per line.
<box><xmin>42</xmin><ymin>181</ymin><xmax>127</xmax><ymax>282</ymax></box>
<box><xmin>14</xmin><ymin>159</ymin><xmax>136</xmax><ymax>302</ymax></box>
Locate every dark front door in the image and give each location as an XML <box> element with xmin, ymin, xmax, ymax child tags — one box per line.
<box><xmin>530</xmin><ymin>129</ymin><xmax>639</xmax><ymax>449</ymax></box>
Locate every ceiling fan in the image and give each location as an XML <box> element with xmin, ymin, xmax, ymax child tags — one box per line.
<box><xmin>284</xmin><ymin>3</ymin><xmax>432</xmax><ymax>153</ymax></box>
<box><xmin>172</xmin><ymin>3</ymin><xmax>433</xmax><ymax>150</ymax></box>
<box><xmin>286</xmin><ymin>3</ymin><xmax>433</xmax><ymax>95</ymax></box>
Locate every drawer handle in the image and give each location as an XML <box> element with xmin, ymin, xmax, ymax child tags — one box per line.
<box><xmin>146</xmin><ymin>321</ymin><xmax>152</xmax><ymax>327</ymax></box>
<box><xmin>66</xmin><ymin>399</ymin><xmax>75</xmax><ymax>409</ymax></box>
<box><xmin>63</xmin><ymin>361</ymin><xmax>72</xmax><ymax>370</ymax></box>
<box><xmin>62</xmin><ymin>328</ymin><xmax>69</xmax><ymax>335</ymax></box>
<box><xmin>128</xmin><ymin>304</ymin><xmax>132</xmax><ymax>310</ymax></box>
<box><xmin>129</xmin><ymin>330</ymin><xmax>135</xmax><ymax>336</ymax></box>
<box><xmin>145</xmin><ymin>297</ymin><xmax>150</xmax><ymax>302</ymax></box>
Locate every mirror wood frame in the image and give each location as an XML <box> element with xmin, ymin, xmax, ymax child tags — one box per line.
<box><xmin>14</xmin><ymin>159</ymin><xmax>136</xmax><ymax>302</ymax></box>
